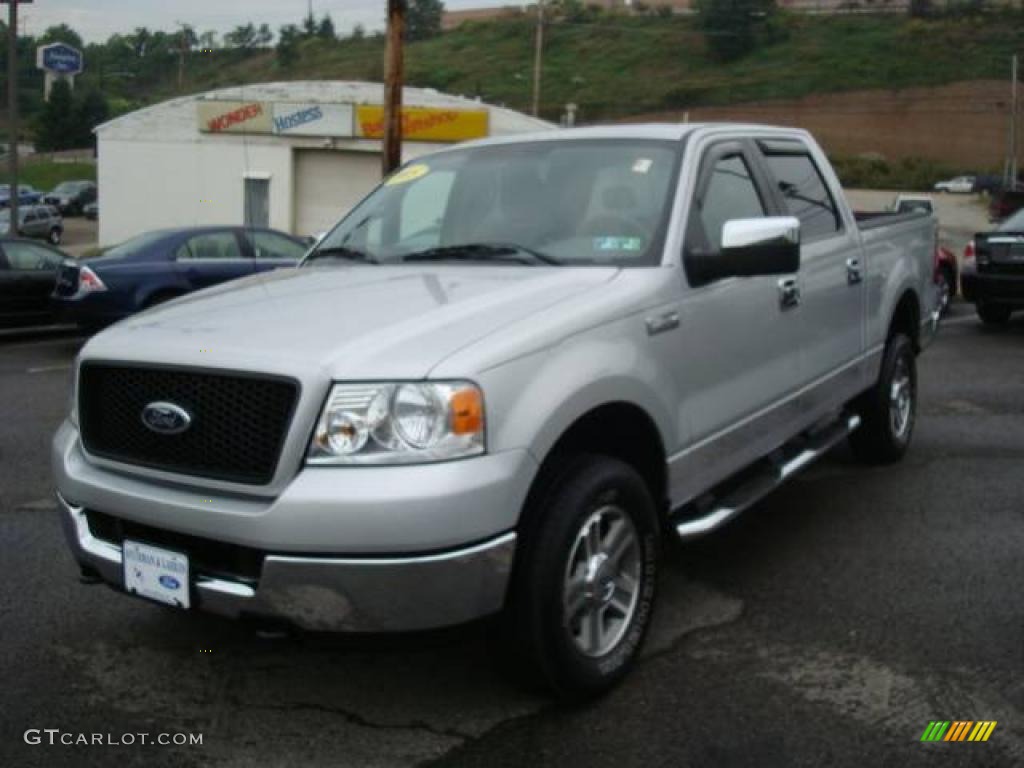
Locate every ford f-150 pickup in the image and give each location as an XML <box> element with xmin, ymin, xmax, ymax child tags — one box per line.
<box><xmin>53</xmin><ymin>124</ymin><xmax>939</xmax><ymax>698</ymax></box>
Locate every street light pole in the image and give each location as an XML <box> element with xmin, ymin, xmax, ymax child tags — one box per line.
<box><xmin>7</xmin><ymin>0</ymin><xmax>20</xmax><ymax>231</ymax></box>
<box><xmin>382</xmin><ymin>0</ymin><xmax>405</xmax><ymax>177</ymax></box>
<box><xmin>531</xmin><ymin>1</ymin><xmax>544</xmax><ymax>117</ymax></box>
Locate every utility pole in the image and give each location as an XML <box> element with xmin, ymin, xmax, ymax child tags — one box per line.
<box><xmin>382</xmin><ymin>0</ymin><xmax>406</xmax><ymax>176</ymax></box>
<box><xmin>175</xmin><ymin>22</ymin><xmax>189</xmax><ymax>92</ymax></box>
<box><xmin>531</xmin><ymin>1</ymin><xmax>544</xmax><ymax>117</ymax></box>
<box><xmin>5</xmin><ymin>0</ymin><xmax>23</xmax><ymax>232</ymax></box>
<box><xmin>1010</xmin><ymin>54</ymin><xmax>1019</xmax><ymax>190</ymax></box>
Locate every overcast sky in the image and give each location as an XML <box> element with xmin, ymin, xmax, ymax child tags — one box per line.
<box><xmin>25</xmin><ymin>1</ymin><xmax>519</xmax><ymax>44</ymax></box>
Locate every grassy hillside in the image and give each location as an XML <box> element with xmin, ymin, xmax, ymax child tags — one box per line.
<box><xmin>95</xmin><ymin>11</ymin><xmax>1024</xmax><ymax>122</ymax></box>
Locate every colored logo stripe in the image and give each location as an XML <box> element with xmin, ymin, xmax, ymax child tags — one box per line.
<box><xmin>920</xmin><ymin>721</ymin><xmax>996</xmax><ymax>742</ymax></box>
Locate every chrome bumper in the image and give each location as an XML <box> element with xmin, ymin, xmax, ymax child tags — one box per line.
<box><xmin>58</xmin><ymin>493</ymin><xmax>516</xmax><ymax>632</ymax></box>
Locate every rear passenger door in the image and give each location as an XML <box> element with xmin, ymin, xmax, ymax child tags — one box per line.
<box><xmin>673</xmin><ymin>139</ymin><xmax>805</xmax><ymax>491</ymax></box>
<box><xmin>756</xmin><ymin>139</ymin><xmax>865</xmax><ymax>410</ymax></box>
<box><xmin>173</xmin><ymin>230</ymin><xmax>255</xmax><ymax>291</ymax></box>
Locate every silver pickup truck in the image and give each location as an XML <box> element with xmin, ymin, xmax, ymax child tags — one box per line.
<box><xmin>53</xmin><ymin>124</ymin><xmax>938</xmax><ymax>698</ymax></box>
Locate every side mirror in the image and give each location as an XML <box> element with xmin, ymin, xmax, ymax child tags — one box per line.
<box><xmin>717</xmin><ymin>216</ymin><xmax>801</xmax><ymax>279</ymax></box>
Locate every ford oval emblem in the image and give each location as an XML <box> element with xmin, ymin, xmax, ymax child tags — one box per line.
<box><xmin>159</xmin><ymin>575</ymin><xmax>181</xmax><ymax>590</ymax></box>
<box><xmin>141</xmin><ymin>401</ymin><xmax>192</xmax><ymax>435</ymax></box>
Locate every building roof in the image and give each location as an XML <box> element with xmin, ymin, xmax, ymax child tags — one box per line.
<box><xmin>95</xmin><ymin>81</ymin><xmax>553</xmax><ymax>142</ymax></box>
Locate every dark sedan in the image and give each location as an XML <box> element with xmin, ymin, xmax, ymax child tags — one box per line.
<box><xmin>0</xmin><ymin>238</ymin><xmax>70</xmax><ymax>329</ymax></box>
<box><xmin>52</xmin><ymin>226</ymin><xmax>308</xmax><ymax>330</ymax></box>
<box><xmin>961</xmin><ymin>208</ymin><xmax>1024</xmax><ymax>325</ymax></box>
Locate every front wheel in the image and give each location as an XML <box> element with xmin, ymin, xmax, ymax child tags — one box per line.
<box><xmin>849</xmin><ymin>333</ymin><xmax>916</xmax><ymax>464</ymax></box>
<box><xmin>48</xmin><ymin>228</ymin><xmax>62</xmax><ymax>245</ymax></box>
<box><xmin>502</xmin><ymin>455</ymin><xmax>660</xmax><ymax>700</ymax></box>
<box><xmin>936</xmin><ymin>267</ymin><xmax>954</xmax><ymax>315</ymax></box>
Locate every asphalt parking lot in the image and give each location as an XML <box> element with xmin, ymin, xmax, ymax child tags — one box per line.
<box><xmin>1</xmin><ymin>303</ymin><xmax>1022</xmax><ymax>768</ymax></box>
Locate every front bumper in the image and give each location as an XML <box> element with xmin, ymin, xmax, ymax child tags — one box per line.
<box><xmin>961</xmin><ymin>269</ymin><xmax>1024</xmax><ymax>307</ymax></box>
<box><xmin>58</xmin><ymin>492</ymin><xmax>517</xmax><ymax>632</ymax></box>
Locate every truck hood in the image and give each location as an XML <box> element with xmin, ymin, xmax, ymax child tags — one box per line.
<box><xmin>82</xmin><ymin>265</ymin><xmax>620</xmax><ymax>379</ymax></box>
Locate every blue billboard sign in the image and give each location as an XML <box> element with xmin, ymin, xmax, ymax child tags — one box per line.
<box><xmin>37</xmin><ymin>43</ymin><xmax>83</xmax><ymax>75</ymax></box>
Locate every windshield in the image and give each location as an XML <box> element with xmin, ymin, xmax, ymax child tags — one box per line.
<box><xmin>309</xmin><ymin>139</ymin><xmax>680</xmax><ymax>267</ymax></box>
<box><xmin>997</xmin><ymin>209</ymin><xmax>1024</xmax><ymax>231</ymax></box>
<box><xmin>53</xmin><ymin>182</ymin><xmax>78</xmax><ymax>193</ymax></box>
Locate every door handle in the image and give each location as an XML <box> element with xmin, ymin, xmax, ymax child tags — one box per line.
<box><xmin>846</xmin><ymin>257</ymin><xmax>863</xmax><ymax>284</ymax></box>
<box><xmin>645</xmin><ymin>310</ymin><xmax>680</xmax><ymax>336</ymax></box>
<box><xmin>778</xmin><ymin>278</ymin><xmax>800</xmax><ymax>310</ymax></box>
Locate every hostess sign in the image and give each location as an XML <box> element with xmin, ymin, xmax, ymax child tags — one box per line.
<box><xmin>197</xmin><ymin>100</ymin><xmax>487</xmax><ymax>142</ymax></box>
<box><xmin>37</xmin><ymin>43</ymin><xmax>84</xmax><ymax>75</ymax></box>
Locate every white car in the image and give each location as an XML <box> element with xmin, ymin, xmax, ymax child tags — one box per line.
<box><xmin>933</xmin><ymin>176</ymin><xmax>975</xmax><ymax>194</ymax></box>
<box><xmin>892</xmin><ymin>194</ymin><xmax>934</xmax><ymax>215</ymax></box>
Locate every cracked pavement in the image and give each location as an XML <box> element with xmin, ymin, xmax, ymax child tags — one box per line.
<box><xmin>2</xmin><ymin>304</ymin><xmax>1023</xmax><ymax>767</ymax></box>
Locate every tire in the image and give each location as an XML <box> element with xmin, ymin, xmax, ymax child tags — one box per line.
<box><xmin>849</xmin><ymin>333</ymin><xmax>916</xmax><ymax>464</ymax></box>
<box><xmin>48</xmin><ymin>228</ymin><xmax>62</xmax><ymax>245</ymax></box>
<box><xmin>977</xmin><ymin>304</ymin><xmax>1011</xmax><ymax>326</ymax></box>
<box><xmin>936</xmin><ymin>266</ymin><xmax>955</xmax><ymax>315</ymax></box>
<box><xmin>501</xmin><ymin>454</ymin><xmax>660</xmax><ymax>700</ymax></box>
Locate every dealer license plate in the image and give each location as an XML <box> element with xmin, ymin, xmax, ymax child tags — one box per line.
<box><xmin>123</xmin><ymin>540</ymin><xmax>190</xmax><ymax>609</ymax></box>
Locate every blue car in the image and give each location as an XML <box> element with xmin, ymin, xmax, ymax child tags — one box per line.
<box><xmin>52</xmin><ymin>226</ymin><xmax>309</xmax><ymax>330</ymax></box>
<box><xmin>0</xmin><ymin>184</ymin><xmax>44</xmax><ymax>208</ymax></box>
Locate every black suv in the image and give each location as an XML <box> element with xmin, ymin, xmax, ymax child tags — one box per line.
<box><xmin>42</xmin><ymin>180</ymin><xmax>97</xmax><ymax>216</ymax></box>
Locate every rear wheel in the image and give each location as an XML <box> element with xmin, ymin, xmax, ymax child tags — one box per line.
<box><xmin>849</xmin><ymin>332</ymin><xmax>916</xmax><ymax>464</ymax></box>
<box><xmin>936</xmin><ymin>266</ymin><xmax>955</xmax><ymax>315</ymax></box>
<box><xmin>977</xmin><ymin>303</ymin><xmax>1011</xmax><ymax>326</ymax></box>
<box><xmin>501</xmin><ymin>455</ymin><xmax>659</xmax><ymax>700</ymax></box>
<box><xmin>48</xmin><ymin>228</ymin><xmax>62</xmax><ymax>245</ymax></box>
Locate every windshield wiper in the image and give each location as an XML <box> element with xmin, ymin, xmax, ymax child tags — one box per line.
<box><xmin>304</xmin><ymin>246</ymin><xmax>380</xmax><ymax>265</ymax></box>
<box><xmin>401</xmin><ymin>243</ymin><xmax>562</xmax><ymax>266</ymax></box>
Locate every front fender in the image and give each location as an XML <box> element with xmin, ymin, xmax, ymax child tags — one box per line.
<box><xmin>476</xmin><ymin>322</ymin><xmax>678</xmax><ymax>464</ymax></box>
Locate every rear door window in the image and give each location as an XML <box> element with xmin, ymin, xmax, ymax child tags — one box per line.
<box><xmin>760</xmin><ymin>151</ymin><xmax>841</xmax><ymax>240</ymax></box>
<box><xmin>176</xmin><ymin>232</ymin><xmax>246</xmax><ymax>260</ymax></box>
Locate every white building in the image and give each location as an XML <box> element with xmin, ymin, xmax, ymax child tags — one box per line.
<box><xmin>95</xmin><ymin>81</ymin><xmax>552</xmax><ymax>246</ymax></box>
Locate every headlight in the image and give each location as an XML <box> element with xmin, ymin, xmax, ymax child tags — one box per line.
<box><xmin>307</xmin><ymin>381</ymin><xmax>484</xmax><ymax>465</ymax></box>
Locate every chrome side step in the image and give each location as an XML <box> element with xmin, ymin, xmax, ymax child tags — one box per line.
<box><xmin>673</xmin><ymin>413</ymin><xmax>861</xmax><ymax>541</ymax></box>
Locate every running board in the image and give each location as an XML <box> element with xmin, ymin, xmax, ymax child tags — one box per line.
<box><xmin>672</xmin><ymin>413</ymin><xmax>861</xmax><ymax>541</ymax></box>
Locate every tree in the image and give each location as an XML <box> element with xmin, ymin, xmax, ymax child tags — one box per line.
<box><xmin>406</xmin><ymin>0</ymin><xmax>444</xmax><ymax>42</ymax></box>
<box><xmin>276</xmin><ymin>24</ymin><xmax>302</xmax><ymax>69</ymax></box>
<box><xmin>696</xmin><ymin>0</ymin><xmax>774</xmax><ymax>62</ymax></box>
<box><xmin>73</xmin><ymin>89</ymin><xmax>110</xmax><ymax>148</ymax></box>
<box><xmin>33</xmin><ymin>79</ymin><xmax>77</xmax><ymax>151</ymax></box>
<box><xmin>302</xmin><ymin>12</ymin><xmax>317</xmax><ymax>37</ymax></box>
<box><xmin>317</xmin><ymin>14</ymin><xmax>336</xmax><ymax>41</ymax></box>
<box><xmin>130</xmin><ymin>27</ymin><xmax>151</xmax><ymax>57</ymax></box>
<box><xmin>38</xmin><ymin>24</ymin><xmax>84</xmax><ymax>50</ymax></box>
<box><xmin>351</xmin><ymin>23</ymin><xmax>366</xmax><ymax>41</ymax></box>
<box><xmin>225</xmin><ymin>23</ymin><xmax>257</xmax><ymax>50</ymax></box>
<box><xmin>255</xmin><ymin>24</ymin><xmax>274</xmax><ymax>47</ymax></box>
<box><xmin>198</xmin><ymin>30</ymin><xmax>219</xmax><ymax>50</ymax></box>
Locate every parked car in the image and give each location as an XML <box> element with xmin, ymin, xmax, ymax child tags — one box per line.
<box><xmin>0</xmin><ymin>204</ymin><xmax>64</xmax><ymax>244</ymax></box>
<box><xmin>988</xmin><ymin>187</ymin><xmax>1024</xmax><ymax>223</ymax></box>
<box><xmin>934</xmin><ymin>245</ymin><xmax>958</xmax><ymax>315</ymax></box>
<box><xmin>83</xmin><ymin>201</ymin><xmax>98</xmax><ymax>221</ymax></box>
<box><xmin>53</xmin><ymin>125</ymin><xmax>938</xmax><ymax>699</ymax></box>
<box><xmin>973</xmin><ymin>175</ymin><xmax>1003</xmax><ymax>195</ymax></box>
<box><xmin>0</xmin><ymin>184</ymin><xmax>43</xmax><ymax>207</ymax></box>
<box><xmin>42</xmin><ymin>180</ymin><xmax>97</xmax><ymax>216</ymax></box>
<box><xmin>0</xmin><ymin>238</ymin><xmax>70</xmax><ymax>328</ymax></box>
<box><xmin>51</xmin><ymin>226</ymin><xmax>308</xmax><ymax>330</ymax></box>
<box><xmin>961</xmin><ymin>207</ymin><xmax>1024</xmax><ymax>325</ymax></box>
<box><xmin>933</xmin><ymin>176</ymin><xmax>976</xmax><ymax>194</ymax></box>
<box><xmin>892</xmin><ymin>194</ymin><xmax>934</xmax><ymax>215</ymax></box>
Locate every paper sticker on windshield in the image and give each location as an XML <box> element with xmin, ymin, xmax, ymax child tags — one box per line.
<box><xmin>632</xmin><ymin>158</ymin><xmax>653</xmax><ymax>174</ymax></box>
<box><xmin>386</xmin><ymin>164</ymin><xmax>430</xmax><ymax>186</ymax></box>
<box><xmin>594</xmin><ymin>236</ymin><xmax>644</xmax><ymax>252</ymax></box>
